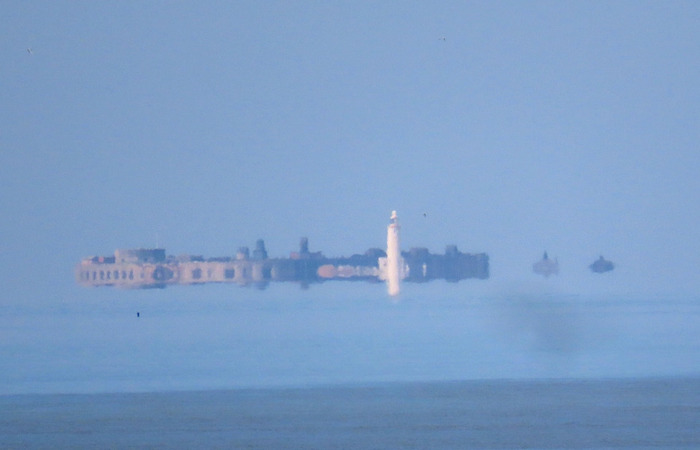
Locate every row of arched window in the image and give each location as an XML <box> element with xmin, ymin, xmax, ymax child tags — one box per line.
<box><xmin>190</xmin><ymin>268</ymin><xmax>236</xmax><ymax>279</ymax></box>
<box><xmin>80</xmin><ymin>266</ymin><xmax>244</xmax><ymax>283</ymax></box>
<box><xmin>80</xmin><ymin>269</ymin><xmax>135</xmax><ymax>281</ymax></box>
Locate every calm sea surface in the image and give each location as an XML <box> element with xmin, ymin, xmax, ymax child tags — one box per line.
<box><xmin>1</xmin><ymin>284</ymin><xmax>699</xmax><ymax>447</ymax></box>
<box><xmin>2</xmin><ymin>378</ymin><xmax>699</xmax><ymax>449</ymax></box>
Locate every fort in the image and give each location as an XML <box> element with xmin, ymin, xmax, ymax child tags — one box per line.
<box><xmin>75</xmin><ymin>237</ymin><xmax>489</xmax><ymax>289</ymax></box>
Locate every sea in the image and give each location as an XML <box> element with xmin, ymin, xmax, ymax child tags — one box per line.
<box><xmin>1</xmin><ymin>281</ymin><xmax>699</xmax><ymax>448</ymax></box>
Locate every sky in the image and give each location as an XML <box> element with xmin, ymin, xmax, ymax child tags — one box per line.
<box><xmin>2</xmin><ymin>0</ymin><xmax>700</xmax><ymax>302</ymax></box>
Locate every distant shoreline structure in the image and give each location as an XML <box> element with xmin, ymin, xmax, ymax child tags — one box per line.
<box><xmin>76</xmin><ymin>239</ymin><xmax>489</xmax><ymax>289</ymax></box>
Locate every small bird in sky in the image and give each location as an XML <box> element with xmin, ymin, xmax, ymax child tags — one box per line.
<box><xmin>423</xmin><ymin>212</ymin><xmax>428</xmax><ymax>217</ymax></box>
<box><xmin>438</xmin><ymin>37</ymin><xmax>446</xmax><ymax>41</ymax></box>
<box><xmin>26</xmin><ymin>47</ymin><xmax>33</xmax><ymax>55</ymax></box>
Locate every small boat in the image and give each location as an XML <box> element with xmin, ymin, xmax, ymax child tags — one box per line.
<box><xmin>533</xmin><ymin>251</ymin><xmax>559</xmax><ymax>277</ymax></box>
<box><xmin>589</xmin><ymin>256</ymin><xmax>614</xmax><ymax>273</ymax></box>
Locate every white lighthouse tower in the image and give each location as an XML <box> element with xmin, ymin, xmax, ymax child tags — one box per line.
<box><xmin>385</xmin><ymin>210</ymin><xmax>402</xmax><ymax>296</ymax></box>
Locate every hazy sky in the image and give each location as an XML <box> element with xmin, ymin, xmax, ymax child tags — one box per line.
<box><xmin>2</xmin><ymin>1</ymin><xmax>699</xmax><ymax>301</ymax></box>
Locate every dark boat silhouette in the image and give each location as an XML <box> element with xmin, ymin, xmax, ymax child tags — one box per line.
<box><xmin>589</xmin><ymin>256</ymin><xmax>614</xmax><ymax>273</ymax></box>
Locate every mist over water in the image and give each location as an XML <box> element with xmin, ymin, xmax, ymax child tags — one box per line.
<box><xmin>3</xmin><ymin>282</ymin><xmax>698</xmax><ymax>395</ymax></box>
<box><xmin>2</xmin><ymin>3</ymin><xmax>700</xmax><ymax>413</ymax></box>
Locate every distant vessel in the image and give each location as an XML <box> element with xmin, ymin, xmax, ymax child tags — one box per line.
<box><xmin>589</xmin><ymin>255</ymin><xmax>614</xmax><ymax>273</ymax></box>
<box><xmin>532</xmin><ymin>251</ymin><xmax>559</xmax><ymax>277</ymax></box>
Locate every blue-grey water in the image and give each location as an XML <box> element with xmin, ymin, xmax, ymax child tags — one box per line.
<box><xmin>2</xmin><ymin>378</ymin><xmax>699</xmax><ymax>449</ymax></box>
<box><xmin>2</xmin><ymin>282</ymin><xmax>699</xmax><ymax>447</ymax></box>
